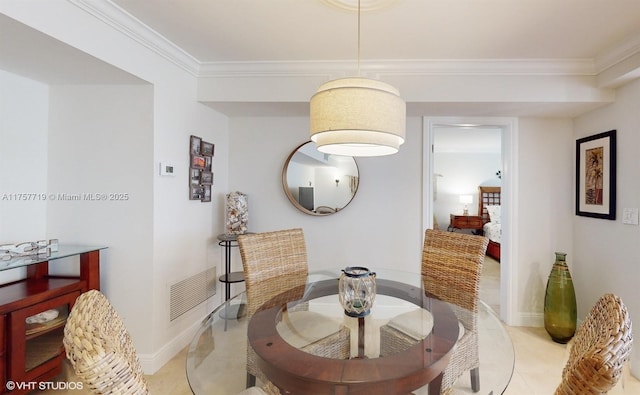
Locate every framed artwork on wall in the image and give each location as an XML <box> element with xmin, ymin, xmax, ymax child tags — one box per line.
<box><xmin>190</xmin><ymin>185</ymin><xmax>204</xmax><ymax>200</ymax></box>
<box><xmin>201</xmin><ymin>171</ymin><xmax>213</xmax><ymax>185</ymax></box>
<box><xmin>190</xmin><ymin>135</ymin><xmax>202</xmax><ymax>155</ymax></box>
<box><xmin>188</xmin><ymin>134</ymin><xmax>215</xmax><ymax>202</ymax></box>
<box><xmin>201</xmin><ymin>141</ymin><xmax>215</xmax><ymax>156</ymax></box>
<box><xmin>201</xmin><ymin>185</ymin><xmax>211</xmax><ymax>202</ymax></box>
<box><xmin>575</xmin><ymin>129</ymin><xmax>616</xmax><ymax>220</ymax></box>
<box><xmin>191</xmin><ymin>154</ymin><xmax>206</xmax><ymax>169</ymax></box>
<box><xmin>190</xmin><ymin>169</ymin><xmax>201</xmax><ymax>185</ymax></box>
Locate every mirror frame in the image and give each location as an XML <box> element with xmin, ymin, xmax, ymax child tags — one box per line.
<box><xmin>282</xmin><ymin>141</ymin><xmax>359</xmax><ymax>216</ymax></box>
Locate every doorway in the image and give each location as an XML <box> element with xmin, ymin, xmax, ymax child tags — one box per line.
<box><xmin>422</xmin><ymin>117</ymin><xmax>518</xmax><ymax>324</ymax></box>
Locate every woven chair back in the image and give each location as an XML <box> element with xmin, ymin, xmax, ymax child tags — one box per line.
<box><xmin>63</xmin><ymin>290</ymin><xmax>149</xmax><ymax>394</ymax></box>
<box><xmin>238</xmin><ymin>228</ymin><xmax>309</xmax><ymax>318</ymax></box>
<box><xmin>421</xmin><ymin>229</ymin><xmax>489</xmax><ymax>331</ymax></box>
<box><xmin>556</xmin><ymin>293</ymin><xmax>633</xmax><ymax>394</ymax></box>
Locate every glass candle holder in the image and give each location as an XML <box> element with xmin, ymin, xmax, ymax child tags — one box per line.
<box><xmin>338</xmin><ymin>266</ymin><xmax>376</xmax><ymax>317</ymax></box>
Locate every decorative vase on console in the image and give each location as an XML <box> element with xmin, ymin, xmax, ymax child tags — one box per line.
<box><xmin>543</xmin><ymin>252</ymin><xmax>577</xmax><ymax>343</ymax></box>
<box><xmin>225</xmin><ymin>191</ymin><xmax>248</xmax><ymax>235</ymax></box>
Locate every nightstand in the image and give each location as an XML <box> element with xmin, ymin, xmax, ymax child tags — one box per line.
<box><xmin>448</xmin><ymin>214</ymin><xmax>483</xmax><ymax>232</ymax></box>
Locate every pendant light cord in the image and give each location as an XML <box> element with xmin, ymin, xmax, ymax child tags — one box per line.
<box><xmin>357</xmin><ymin>0</ymin><xmax>361</xmax><ymax>77</ymax></box>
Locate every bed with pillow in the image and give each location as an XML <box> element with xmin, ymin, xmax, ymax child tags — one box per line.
<box><xmin>478</xmin><ymin>186</ymin><xmax>501</xmax><ymax>261</ymax></box>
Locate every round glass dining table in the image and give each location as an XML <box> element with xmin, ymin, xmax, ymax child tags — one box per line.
<box><xmin>186</xmin><ymin>268</ymin><xmax>514</xmax><ymax>395</ymax></box>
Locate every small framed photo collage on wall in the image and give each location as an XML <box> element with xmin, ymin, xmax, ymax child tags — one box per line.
<box><xmin>189</xmin><ymin>135</ymin><xmax>214</xmax><ymax>202</ymax></box>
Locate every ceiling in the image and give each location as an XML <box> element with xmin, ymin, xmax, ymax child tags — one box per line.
<box><xmin>2</xmin><ymin>1</ymin><xmax>640</xmax><ymax>118</ymax></box>
<box><xmin>109</xmin><ymin>0</ymin><xmax>640</xmax><ymax>117</ymax></box>
<box><xmin>111</xmin><ymin>0</ymin><xmax>640</xmax><ymax>65</ymax></box>
<box><xmin>0</xmin><ymin>14</ymin><xmax>144</xmax><ymax>85</ymax></box>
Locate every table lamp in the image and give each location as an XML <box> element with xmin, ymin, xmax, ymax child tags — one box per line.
<box><xmin>460</xmin><ymin>195</ymin><xmax>473</xmax><ymax>216</ymax></box>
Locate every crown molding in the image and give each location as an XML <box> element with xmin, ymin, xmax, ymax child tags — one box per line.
<box><xmin>595</xmin><ymin>33</ymin><xmax>640</xmax><ymax>73</ymax></box>
<box><xmin>69</xmin><ymin>1</ymin><xmax>639</xmax><ymax>84</ymax></box>
<box><xmin>320</xmin><ymin>0</ymin><xmax>400</xmax><ymax>12</ymax></box>
<box><xmin>70</xmin><ymin>0</ymin><xmax>200</xmax><ymax>77</ymax></box>
<box><xmin>197</xmin><ymin>58</ymin><xmax>596</xmax><ymax>79</ymax></box>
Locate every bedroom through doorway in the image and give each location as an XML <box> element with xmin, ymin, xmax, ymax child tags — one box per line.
<box><xmin>432</xmin><ymin>126</ymin><xmax>501</xmax><ymax>312</ymax></box>
<box><xmin>423</xmin><ymin>116</ymin><xmax>516</xmax><ymax>322</ymax></box>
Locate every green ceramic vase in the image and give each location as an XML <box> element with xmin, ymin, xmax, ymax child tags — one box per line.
<box><xmin>544</xmin><ymin>252</ymin><xmax>577</xmax><ymax>343</ymax></box>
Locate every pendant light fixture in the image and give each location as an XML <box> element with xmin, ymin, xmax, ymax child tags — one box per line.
<box><xmin>310</xmin><ymin>0</ymin><xmax>406</xmax><ymax>157</ymax></box>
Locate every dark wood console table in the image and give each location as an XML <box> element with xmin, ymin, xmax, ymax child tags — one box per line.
<box><xmin>0</xmin><ymin>245</ymin><xmax>106</xmax><ymax>394</ymax></box>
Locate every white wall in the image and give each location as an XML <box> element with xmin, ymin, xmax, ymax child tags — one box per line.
<box><xmin>228</xmin><ymin>116</ymin><xmax>425</xmax><ymax>274</ymax></box>
<box><xmin>46</xmin><ymin>84</ymin><xmax>154</xmax><ymax>351</ymax></box>
<box><xmin>149</xmin><ymin>79</ymin><xmax>230</xmax><ymax>372</ymax></box>
<box><xmin>515</xmin><ymin>118</ymin><xmax>574</xmax><ymax>324</ymax></box>
<box><xmin>0</xmin><ymin>71</ymin><xmax>49</xmax><ymax>284</ymax></box>
<box><xmin>229</xmin><ymin>116</ymin><xmax>578</xmax><ymax>329</ymax></box>
<box><xmin>573</xmin><ymin>78</ymin><xmax>640</xmax><ymax>375</ymax></box>
<box><xmin>0</xmin><ymin>2</ymin><xmax>230</xmax><ymax>373</ymax></box>
<box><xmin>0</xmin><ymin>71</ymin><xmax>48</xmax><ymax>242</ymax></box>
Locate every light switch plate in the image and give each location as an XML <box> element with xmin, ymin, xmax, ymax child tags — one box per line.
<box><xmin>622</xmin><ymin>208</ymin><xmax>639</xmax><ymax>225</ymax></box>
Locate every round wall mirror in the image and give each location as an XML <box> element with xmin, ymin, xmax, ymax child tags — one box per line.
<box><xmin>282</xmin><ymin>141</ymin><xmax>359</xmax><ymax>216</ymax></box>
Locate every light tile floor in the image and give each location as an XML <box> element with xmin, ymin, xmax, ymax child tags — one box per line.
<box><xmin>38</xmin><ymin>257</ymin><xmax>638</xmax><ymax>394</ymax></box>
<box><xmin>482</xmin><ymin>256</ymin><xmax>639</xmax><ymax>395</ymax></box>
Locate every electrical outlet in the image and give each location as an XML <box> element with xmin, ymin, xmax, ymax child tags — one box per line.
<box><xmin>622</xmin><ymin>208</ymin><xmax>639</xmax><ymax>225</ymax></box>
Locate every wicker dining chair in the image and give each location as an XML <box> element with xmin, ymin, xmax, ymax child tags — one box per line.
<box><xmin>380</xmin><ymin>229</ymin><xmax>489</xmax><ymax>394</ymax></box>
<box><xmin>63</xmin><ymin>290</ymin><xmax>150</xmax><ymax>394</ymax></box>
<box><xmin>555</xmin><ymin>293</ymin><xmax>633</xmax><ymax>394</ymax></box>
<box><xmin>238</xmin><ymin>228</ymin><xmax>350</xmax><ymax>389</ymax></box>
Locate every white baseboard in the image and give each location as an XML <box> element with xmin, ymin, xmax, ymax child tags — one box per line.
<box><xmin>137</xmin><ymin>317</ymin><xmax>203</xmax><ymax>375</ymax></box>
<box><xmin>511</xmin><ymin>311</ymin><xmax>544</xmax><ymax>327</ymax></box>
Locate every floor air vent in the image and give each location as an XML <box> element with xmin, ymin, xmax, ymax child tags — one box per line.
<box><xmin>170</xmin><ymin>267</ymin><xmax>216</xmax><ymax>321</ymax></box>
